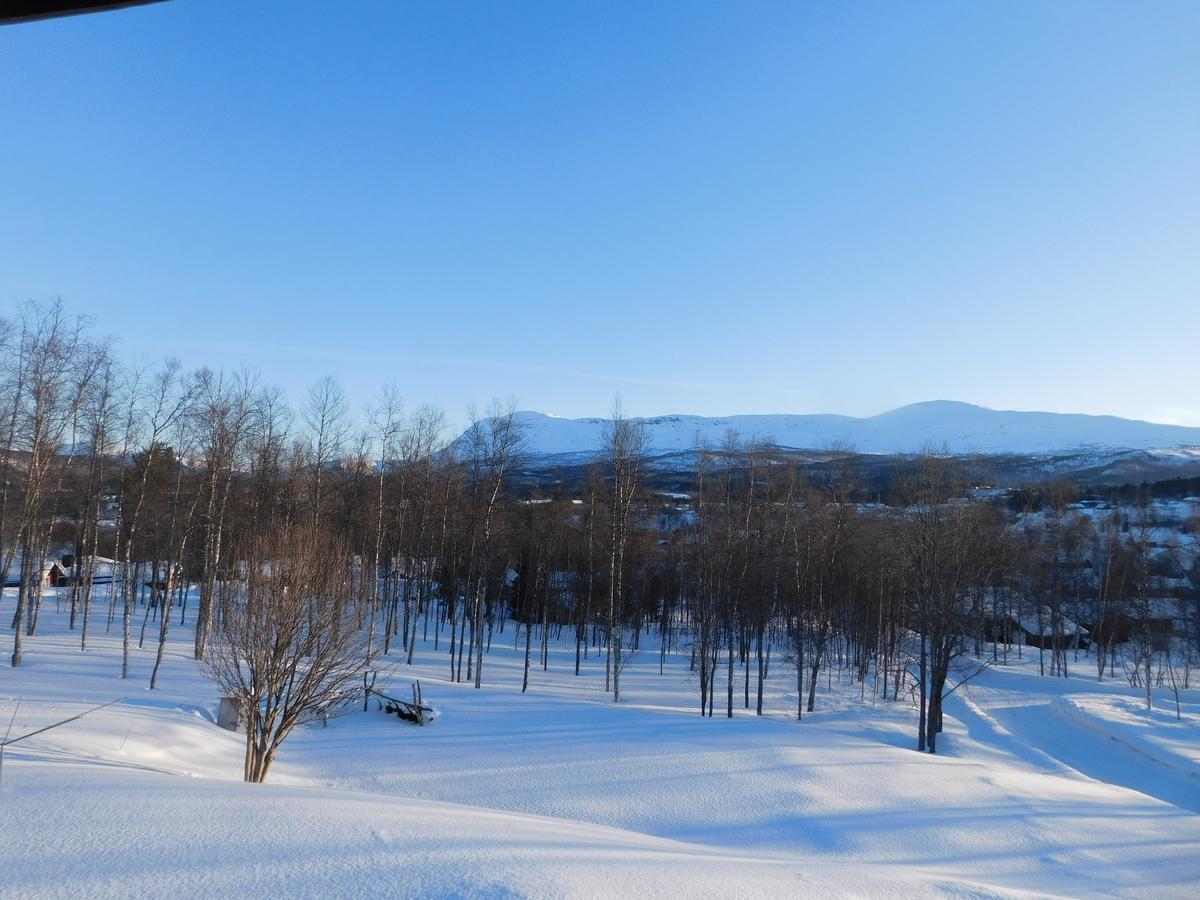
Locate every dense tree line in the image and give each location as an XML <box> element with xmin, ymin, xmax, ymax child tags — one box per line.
<box><xmin>3</xmin><ymin>299</ymin><xmax>1197</xmax><ymax>779</ymax></box>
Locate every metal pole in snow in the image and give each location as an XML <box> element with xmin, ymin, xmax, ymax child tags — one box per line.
<box><xmin>0</xmin><ymin>697</ymin><xmax>126</xmax><ymax>748</ymax></box>
<box><xmin>0</xmin><ymin>697</ymin><xmax>22</xmax><ymax>788</ymax></box>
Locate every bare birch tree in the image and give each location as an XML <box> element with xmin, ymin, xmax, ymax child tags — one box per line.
<box><xmin>205</xmin><ymin>525</ymin><xmax>368</xmax><ymax>783</ymax></box>
<box><xmin>602</xmin><ymin>399</ymin><xmax>646</xmax><ymax>703</ymax></box>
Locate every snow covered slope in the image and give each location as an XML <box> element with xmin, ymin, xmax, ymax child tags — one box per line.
<box><xmin>3</xmin><ymin>595</ymin><xmax>1199</xmax><ymax>899</ymax></box>
<box><xmin>499</xmin><ymin>401</ymin><xmax>1200</xmax><ymax>460</ymax></box>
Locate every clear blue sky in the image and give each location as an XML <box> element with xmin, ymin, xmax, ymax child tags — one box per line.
<box><xmin>2</xmin><ymin>0</ymin><xmax>1198</xmax><ymax>428</ymax></box>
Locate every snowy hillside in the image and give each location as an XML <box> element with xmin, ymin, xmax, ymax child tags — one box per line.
<box><xmin>3</xmin><ymin>598</ymin><xmax>1198</xmax><ymax>898</ymax></box>
<box><xmin>500</xmin><ymin>401</ymin><xmax>1200</xmax><ymax>460</ymax></box>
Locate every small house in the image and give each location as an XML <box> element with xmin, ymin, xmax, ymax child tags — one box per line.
<box><xmin>985</xmin><ymin>607</ymin><xmax>1091</xmax><ymax>651</ymax></box>
<box><xmin>3</xmin><ymin>558</ymin><xmax>68</xmax><ymax>588</ymax></box>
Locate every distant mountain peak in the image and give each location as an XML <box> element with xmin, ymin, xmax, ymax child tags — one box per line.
<box><xmin>486</xmin><ymin>403</ymin><xmax>1200</xmax><ymax>461</ymax></box>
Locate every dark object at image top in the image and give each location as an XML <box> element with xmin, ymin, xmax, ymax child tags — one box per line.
<box><xmin>0</xmin><ymin>0</ymin><xmax>167</xmax><ymax>25</ymax></box>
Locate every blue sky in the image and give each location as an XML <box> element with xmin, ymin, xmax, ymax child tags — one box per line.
<box><xmin>2</xmin><ymin>1</ymin><xmax>1198</xmax><ymax>428</ymax></box>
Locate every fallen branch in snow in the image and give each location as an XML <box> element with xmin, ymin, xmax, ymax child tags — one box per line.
<box><xmin>941</xmin><ymin>659</ymin><xmax>993</xmax><ymax>700</ymax></box>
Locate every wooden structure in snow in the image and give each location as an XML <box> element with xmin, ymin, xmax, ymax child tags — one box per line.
<box><xmin>364</xmin><ymin>676</ymin><xmax>433</xmax><ymax>726</ymax></box>
<box><xmin>3</xmin><ymin>559</ymin><xmax>68</xmax><ymax>588</ymax></box>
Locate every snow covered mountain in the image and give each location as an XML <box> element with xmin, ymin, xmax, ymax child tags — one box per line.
<box><xmin>497</xmin><ymin>401</ymin><xmax>1200</xmax><ymax>461</ymax></box>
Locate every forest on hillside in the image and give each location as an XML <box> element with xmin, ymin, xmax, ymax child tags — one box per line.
<box><xmin>3</xmin><ymin>299</ymin><xmax>1198</xmax><ymax>780</ymax></box>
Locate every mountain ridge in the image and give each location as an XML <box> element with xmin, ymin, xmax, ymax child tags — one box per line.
<box><xmin>490</xmin><ymin>401</ymin><xmax>1200</xmax><ymax>459</ymax></box>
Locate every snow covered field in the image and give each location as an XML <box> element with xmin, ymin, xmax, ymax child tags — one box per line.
<box><xmin>2</xmin><ymin>591</ymin><xmax>1199</xmax><ymax>899</ymax></box>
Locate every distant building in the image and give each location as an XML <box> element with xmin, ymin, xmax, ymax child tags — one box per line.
<box><xmin>3</xmin><ymin>559</ymin><xmax>69</xmax><ymax>588</ymax></box>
